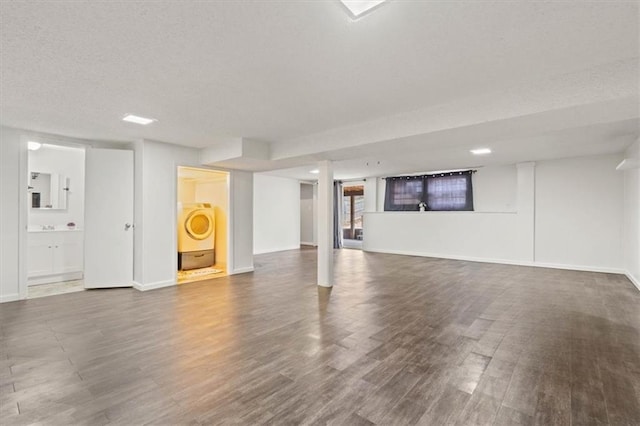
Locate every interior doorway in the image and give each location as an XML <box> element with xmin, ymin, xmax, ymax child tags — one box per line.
<box><xmin>176</xmin><ymin>166</ymin><xmax>230</xmax><ymax>284</ymax></box>
<box><xmin>342</xmin><ymin>182</ymin><xmax>364</xmax><ymax>249</ymax></box>
<box><xmin>300</xmin><ymin>182</ymin><xmax>317</xmax><ymax>247</ymax></box>
<box><xmin>26</xmin><ymin>142</ymin><xmax>86</xmax><ymax>299</ymax></box>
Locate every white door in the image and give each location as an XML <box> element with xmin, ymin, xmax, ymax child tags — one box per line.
<box><xmin>84</xmin><ymin>148</ymin><xmax>134</xmax><ymax>288</ymax></box>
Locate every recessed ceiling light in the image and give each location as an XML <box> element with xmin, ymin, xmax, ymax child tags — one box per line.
<box><xmin>309</xmin><ymin>169</ymin><xmax>320</xmax><ymax>174</ymax></box>
<box><xmin>27</xmin><ymin>141</ymin><xmax>42</xmax><ymax>151</ymax></box>
<box><xmin>122</xmin><ymin>114</ymin><xmax>156</xmax><ymax>125</ymax></box>
<box><xmin>339</xmin><ymin>0</ymin><xmax>387</xmax><ymax>18</ymax></box>
<box><xmin>470</xmin><ymin>148</ymin><xmax>492</xmax><ymax>155</ymax></box>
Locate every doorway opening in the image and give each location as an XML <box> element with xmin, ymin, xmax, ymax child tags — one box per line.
<box><xmin>300</xmin><ymin>182</ymin><xmax>317</xmax><ymax>247</ymax></box>
<box><xmin>176</xmin><ymin>166</ymin><xmax>230</xmax><ymax>284</ymax></box>
<box><xmin>342</xmin><ymin>182</ymin><xmax>364</xmax><ymax>249</ymax></box>
<box><xmin>26</xmin><ymin>142</ymin><xmax>86</xmax><ymax>299</ymax></box>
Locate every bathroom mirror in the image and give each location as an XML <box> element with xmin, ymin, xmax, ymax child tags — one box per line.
<box><xmin>29</xmin><ymin>172</ymin><xmax>69</xmax><ymax>210</ymax></box>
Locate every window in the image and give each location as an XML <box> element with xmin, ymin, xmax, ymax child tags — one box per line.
<box><xmin>384</xmin><ymin>171</ymin><xmax>474</xmax><ymax>211</ymax></box>
<box><xmin>426</xmin><ymin>173</ymin><xmax>473</xmax><ymax>211</ymax></box>
<box><xmin>383</xmin><ymin>176</ymin><xmax>424</xmax><ymax>211</ymax></box>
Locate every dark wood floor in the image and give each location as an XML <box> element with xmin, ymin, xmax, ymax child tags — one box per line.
<box><xmin>1</xmin><ymin>249</ymin><xmax>639</xmax><ymax>425</ymax></box>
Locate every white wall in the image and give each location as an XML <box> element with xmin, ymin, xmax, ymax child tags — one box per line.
<box><xmin>535</xmin><ymin>154</ymin><xmax>623</xmax><ymax>270</ymax></box>
<box><xmin>232</xmin><ymin>170</ymin><xmax>254</xmax><ymax>272</ymax></box>
<box><xmin>0</xmin><ymin>127</ymin><xmax>24</xmax><ymax>302</ymax></box>
<box><xmin>300</xmin><ymin>183</ymin><xmax>316</xmax><ymax>245</ymax></box>
<box><xmin>365</xmin><ymin>154</ymin><xmax>627</xmax><ymax>274</ymax></box>
<box><xmin>28</xmin><ymin>145</ymin><xmax>85</xmax><ymax>228</ymax></box>
<box><xmin>623</xmin><ymin>140</ymin><xmax>640</xmax><ymax>289</ymax></box>
<box><xmin>473</xmin><ymin>165</ymin><xmax>517</xmax><ymax>212</ymax></box>
<box><xmin>253</xmin><ymin>174</ymin><xmax>300</xmax><ymax>254</ymax></box>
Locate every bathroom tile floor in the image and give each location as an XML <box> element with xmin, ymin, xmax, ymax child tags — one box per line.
<box><xmin>27</xmin><ymin>279</ymin><xmax>85</xmax><ymax>299</ymax></box>
<box><xmin>177</xmin><ymin>267</ymin><xmax>226</xmax><ymax>284</ymax></box>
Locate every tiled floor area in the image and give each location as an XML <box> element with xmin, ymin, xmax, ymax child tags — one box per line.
<box><xmin>1</xmin><ymin>249</ymin><xmax>639</xmax><ymax>425</ymax></box>
<box><xmin>27</xmin><ymin>280</ymin><xmax>85</xmax><ymax>299</ymax></box>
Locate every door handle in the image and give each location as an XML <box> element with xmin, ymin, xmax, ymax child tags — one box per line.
<box><xmin>124</xmin><ymin>223</ymin><xmax>133</xmax><ymax>231</ymax></box>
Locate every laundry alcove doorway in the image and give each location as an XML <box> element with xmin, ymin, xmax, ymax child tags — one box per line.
<box><xmin>176</xmin><ymin>166</ymin><xmax>230</xmax><ymax>284</ymax></box>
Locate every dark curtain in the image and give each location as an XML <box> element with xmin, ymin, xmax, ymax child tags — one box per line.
<box><xmin>384</xmin><ymin>171</ymin><xmax>474</xmax><ymax>211</ymax></box>
<box><xmin>333</xmin><ymin>181</ymin><xmax>343</xmax><ymax>248</ymax></box>
<box><xmin>425</xmin><ymin>172</ymin><xmax>473</xmax><ymax>211</ymax></box>
<box><xmin>384</xmin><ymin>176</ymin><xmax>424</xmax><ymax>211</ymax></box>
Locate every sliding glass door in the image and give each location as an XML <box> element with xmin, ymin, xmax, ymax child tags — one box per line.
<box><xmin>342</xmin><ymin>184</ymin><xmax>364</xmax><ymax>248</ymax></box>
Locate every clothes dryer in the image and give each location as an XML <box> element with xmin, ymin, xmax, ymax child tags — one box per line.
<box><xmin>177</xmin><ymin>203</ymin><xmax>215</xmax><ymax>270</ymax></box>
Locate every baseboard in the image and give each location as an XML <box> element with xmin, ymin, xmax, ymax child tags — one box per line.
<box><xmin>0</xmin><ymin>293</ymin><xmax>21</xmax><ymax>303</ymax></box>
<box><xmin>531</xmin><ymin>262</ymin><xmax>624</xmax><ymax>275</ymax></box>
<box><xmin>363</xmin><ymin>248</ymin><xmax>625</xmax><ymax>275</ymax></box>
<box><xmin>363</xmin><ymin>248</ymin><xmax>527</xmax><ymax>268</ymax></box>
<box><xmin>625</xmin><ymin>271</ymin><xmax>640</xmax><ymax>292</ymax></box>
<box><xmin>231</xmin><ymin>266</ymin><xmax>254</xmax><ymax>275</ymax></box>
<box><xmin>132</xmin><ymin>279</ymin><xmax>176</xmax><ymax>292</ymax></box>
<box><xmin>300</xmin><ymin>242</ymin><xmax>317</xmax><ymax>247</ymax></box>
<box><xmin>254</xmin><ymin>245</ymin><xmax>301</xmax><ymax>255</ymax></box>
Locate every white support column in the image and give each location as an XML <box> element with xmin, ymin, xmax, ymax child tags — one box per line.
<box><xmin>317</xmin><ymin>160</ymin><xmax>334</xmax><ymax>287</ymax></box>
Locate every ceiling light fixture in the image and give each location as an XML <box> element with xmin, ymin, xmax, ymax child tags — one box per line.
<box><xmin>122</xmin><ymin>114</ymin><xmax>156</xmax><ymax>125</ymax></box>
<box><xmin>309</xmin><ymin>169</ymin><xmax>320</xmax><ymax>174</ymax></box>
<box><xmin>339</xmin><ymin>0</ymin><xmax>387</xmax><ymax>19</ymax></box>
<box><xmin>470</xmin><ymin>148</ymin><xmax>492</xmax><ymax>155</ymax></box>
<box><xmin>27</xmin><ymin>141</ymin><xmax>42</xmax><ymax>151</ymax></box>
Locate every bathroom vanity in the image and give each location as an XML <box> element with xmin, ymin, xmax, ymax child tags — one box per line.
<box><xmin>27</xmin><ymin>228</ymin><xmax>84</xmax><ymax>285</ymax></box>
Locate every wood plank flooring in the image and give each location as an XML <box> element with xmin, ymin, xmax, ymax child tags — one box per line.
<box><xmin>1</xmin><ymin>248</ymin><xmax>639</xmax><ymax>425</ymax></box>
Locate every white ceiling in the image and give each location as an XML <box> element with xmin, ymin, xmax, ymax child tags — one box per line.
<box><xmin>1</xmin><ymin>1</ymin><xmax>638</xmax><ymax>179</ymax></box>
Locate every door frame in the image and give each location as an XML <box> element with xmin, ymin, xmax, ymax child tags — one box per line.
<box><xmin>172</xmin><ymin>164</ymin><xmax>233</xmax><ymax>284</ymax></box>
<box><xmin>18</xmin><ymin>134</ymin><xmax>92</xmax><ymax>299</ymax></box>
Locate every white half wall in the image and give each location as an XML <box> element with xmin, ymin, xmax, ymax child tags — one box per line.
<box><xmin>253</xmin><ymin>174</ymin><xmax>300</xmax><ymax>254</ymax></box>
<box><xmin>364</xmin><ymin>211</ymin><xmax>519</xmax><ymax>263</ymax></box>
<box><xmin>535</xmin><ymin>154</ymin><xmax>624</xmax><ymax>271</ymax></box>
<box><xmin>0</xmin><ymin>127</ymin><xmax>24</xmax><ymax>302</ymax></box>
<box><xmin>623</xmin><ymin>139</ymin><xmax>640</xmax><ymax>289</ymax></box>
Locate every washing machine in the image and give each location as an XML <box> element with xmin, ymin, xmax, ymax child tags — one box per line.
<box><xmin>177</xmin><ymin>203</ymin><xmax>215</xmax><ymax>270</ymax></box>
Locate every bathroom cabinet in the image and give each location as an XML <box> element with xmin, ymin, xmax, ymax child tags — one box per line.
<box><xmin>27</xmin><ymin>230</ymin><xmax>84</xmax><ymax>285</ymax></box>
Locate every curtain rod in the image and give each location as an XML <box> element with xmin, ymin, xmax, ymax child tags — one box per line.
<box><xmin>383</xmin><ymin>169</ymin><xmax>477</xmax><ymax>180</ymax></box>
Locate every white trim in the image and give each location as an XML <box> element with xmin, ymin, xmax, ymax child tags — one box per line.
<box><xmin>625</xmin><ymin>271</ymin><xmax>640</xmax><ymax>292</ymax></box>
<box><xmin>19</xmin><ymin>135</ymin><xmax>29</xmax><ymax>300</ymax></box>
<box><xmin>363</xmin><ymin>248</ymin><xmax>625</xmax><ymax>274</ymax></box>
<box><xmin>0</xmin><ymin>293</ymin><xmax>21</xmax><ymax>303</ymax></box>
<box><xmin>531</xmin><ymin>262</ymin><xmax>624</xmax><ymax>275</ymax></box>
<box><xmin>132</xmin><ymin>279</ymin><xmax>175</xmax><ymax>292</ymax></box>
<box><xmin>231</xmin><ymin>266</ymin><xmax>254</xmax><ymax>275</ymax></box>
<box><xmin>300</xmin><ymin>242</ymin><xmax>317</xmax><ymax>247</ymax></box>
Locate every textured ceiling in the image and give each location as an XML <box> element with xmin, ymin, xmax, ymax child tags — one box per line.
<box><xmin>1</xmin><ymin>1</ymin><xmax>638</xmax><ymax>177</ymax></box>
